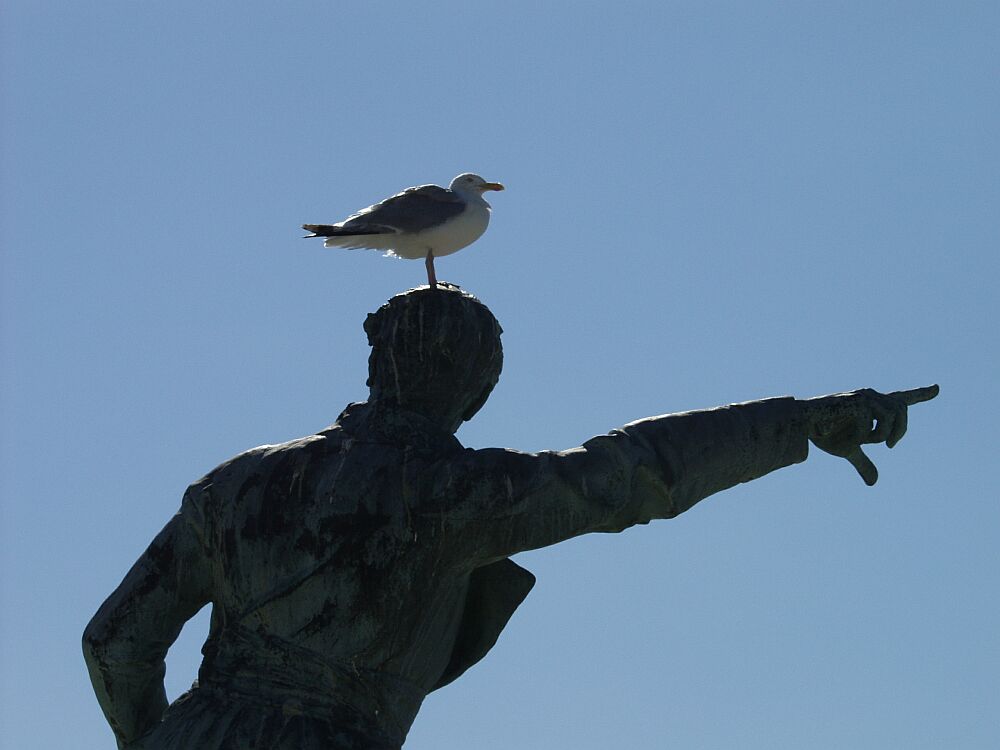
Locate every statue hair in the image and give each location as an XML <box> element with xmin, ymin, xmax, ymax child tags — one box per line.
<box><xmin>364</xmin><ymin>287</ymin><xmax>503</xmax><ymax>425</ymax></box>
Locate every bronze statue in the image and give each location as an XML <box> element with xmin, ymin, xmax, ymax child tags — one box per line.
<box><xmin>83</xmin><ymin>287</ymin><xmax>937</xmax><ymax>749</ymax></box>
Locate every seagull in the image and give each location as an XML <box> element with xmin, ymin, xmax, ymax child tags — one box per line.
<box><xmin>303</xmin><ymin>173</ymin><xmax>505</xmax><ymax>288</ymax></box>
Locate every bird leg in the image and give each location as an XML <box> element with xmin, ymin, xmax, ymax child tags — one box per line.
<box><xmin>425</xmin><ymin>250</ymin><xmax>437</xmax><ymax>289</ymax></box>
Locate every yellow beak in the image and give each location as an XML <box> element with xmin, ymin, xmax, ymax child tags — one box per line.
<box><xmin>482</xmin><ymin>182</ymin><xmax>505</xmax><ymax>191</ymax></box>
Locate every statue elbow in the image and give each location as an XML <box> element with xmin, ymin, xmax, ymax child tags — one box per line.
<box><xmin>82</xmin><ymin>618</ymin><xmax>103</xmax><ymax>665</ymax></box>
<box><xmin>81</xmin><ymin>609</ymin><xmax>115</xmax><ymax>670</ymax></box>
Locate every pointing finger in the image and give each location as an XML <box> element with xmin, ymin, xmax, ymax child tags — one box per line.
<box><xmin>889</xmin><ymin>384</ymin><xmax>939</xmax><ymax>406</ymax></box>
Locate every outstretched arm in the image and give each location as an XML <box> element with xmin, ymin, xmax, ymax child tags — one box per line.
<box><xmin>434</xmin><ymin>386</ymin><xmax>938</xmax><ymax>566</ymax></box>
<box><xmin>434</xmin><ymin>396</ymin><xmax>808</xmax><ymax>565</ymax></box>
<box><xmin>83</xmin><ymin>482</ymin><xmax>212</xmax><ymax>748</ymax></box>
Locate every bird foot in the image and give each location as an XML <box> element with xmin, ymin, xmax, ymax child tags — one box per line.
<box><xmin>430</xmin><ymin>280</ymin><xmax>460</xmax><ymax>291</ymax></box>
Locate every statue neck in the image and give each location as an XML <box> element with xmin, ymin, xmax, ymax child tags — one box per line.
<box><xmin>336</xmin><ymin>401</ymin><xmax>462</xmax><ymax>450</ymax></box>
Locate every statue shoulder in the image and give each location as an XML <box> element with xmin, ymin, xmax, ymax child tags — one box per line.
<box><xmin>185</xmin><ymin>431</ymin><xmax>337</xmax><ymax>502</ymax></box>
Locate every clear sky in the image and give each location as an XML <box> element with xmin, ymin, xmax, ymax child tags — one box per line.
<box><xmin>2</xmin><ymin>2</ymin><xmax>998</xmax><ymax>748</ymax></box>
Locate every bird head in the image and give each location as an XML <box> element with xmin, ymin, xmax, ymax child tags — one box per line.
<box><xmin>450</xmin><ymin>173</ymin><xmax>505</xmax><ymax>195</ymax></box>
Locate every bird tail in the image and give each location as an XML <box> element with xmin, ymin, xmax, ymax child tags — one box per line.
<box><xmin>302</xmin><ymin>224</ymin><xmax>339</xmax><ymax>238</ymax></box>
<box><xmin>302</xmin><ymin>223</ymin><xmax>389</xmax><ymax>239</ymax></box>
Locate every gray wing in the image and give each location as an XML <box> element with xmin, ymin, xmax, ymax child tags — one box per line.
<box><xmin>339</xmin><ymin>184</ymin><xmax>467</xmax><ymax>234</ymax></box>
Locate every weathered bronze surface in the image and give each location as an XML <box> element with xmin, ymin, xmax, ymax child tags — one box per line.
<box><xmin>84</xmin><ymin>286</ymin><xmax>937</xmax><ymax>749</ymax></box>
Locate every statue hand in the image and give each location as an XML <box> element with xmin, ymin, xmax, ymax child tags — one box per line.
<box><xmin>803</xmin><ymin>385</ymin><xmax>939</xmax><ymax>486</ymax></box>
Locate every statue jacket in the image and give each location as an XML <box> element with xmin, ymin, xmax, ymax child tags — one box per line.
<box><xmin>83</xmin><ymin>397</ymin><xmax>808</xmax><ymax>749</ymax></box>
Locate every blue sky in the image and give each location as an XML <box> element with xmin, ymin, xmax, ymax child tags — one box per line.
<box><xmin>2</xmin><ymin>2</ymin><xmax>998</xmax><ymax>748</ymax></box>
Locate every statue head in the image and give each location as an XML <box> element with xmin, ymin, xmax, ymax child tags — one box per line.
<box><xmin>364</xmin><ymin>287</ymin><xmax>504</xmax><ymax>433</ymax></box>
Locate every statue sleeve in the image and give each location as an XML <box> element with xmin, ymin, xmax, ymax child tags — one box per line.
<box><xmin>432</xmin><ymin>397</ymin><xmax>809</xmax><ymax>566</ymax></box>
<box><xmin>82</xmin><ymin>479</ymin><xmax>213</xmax><ymax>748</ymax></box>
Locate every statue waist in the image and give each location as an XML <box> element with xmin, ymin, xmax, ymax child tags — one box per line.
<box><xmin>198</xmin><ymin>624</ymin><xmax>426</xmax><ymax>746</ymax></box>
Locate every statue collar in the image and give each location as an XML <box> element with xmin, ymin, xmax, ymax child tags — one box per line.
<box><xmin>333</xmin><ymin>401</ymin><xmax>463</xmax><ymax>453</ymax></box>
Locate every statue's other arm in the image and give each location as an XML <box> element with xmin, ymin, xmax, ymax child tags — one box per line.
<box><xmin>436</xmin><ymin>387</ymin><xmax>937</xmax><ymax>566</ymax></box>
<box><xmin>83</xmin><ymin>481</ymin><xmax>212</xmax><ymax>749</ymax></box>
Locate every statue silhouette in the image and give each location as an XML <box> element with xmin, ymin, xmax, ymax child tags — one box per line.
<box><xmin>84</xmin><ymin>286</ymin><xmax>937</xmax><ymax>749</ymax></box>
